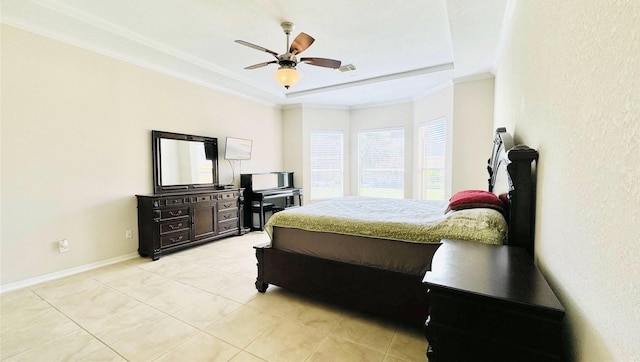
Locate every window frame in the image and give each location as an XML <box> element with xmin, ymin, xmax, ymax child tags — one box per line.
<box><xmin>417</xmin><ymin>118</ymin><xmax>447</xmax><ymax>200</ymax></box>
<box><xmin>309</xmin><ymin>130</ymin><xmax>344</xmax><ymax>200</ymax></box>
<box><xmin>357</xmin><ymin>127</ymin><xmax>405</xmax><ymax>199</ymax></box>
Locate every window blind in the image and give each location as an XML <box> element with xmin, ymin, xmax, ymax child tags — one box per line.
<box><xmin>419</xmin><ymin>119</ymin><xmax>446</xmax><ymax>200</ymax></box>
<box><xmin>310</xmin><ymin>131</ymin><xmax>344</xmax><ymax>200</ymax></box>
<box><xmin>358</xmin><ymin>128</ymin><xmax>404</xmax><ymax>199</ymax></box>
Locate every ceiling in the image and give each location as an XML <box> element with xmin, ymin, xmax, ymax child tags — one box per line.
<box><xmin>1</xmin><ymin>0</ymin><xmax>510</xmax><ymax>108</ymax></box>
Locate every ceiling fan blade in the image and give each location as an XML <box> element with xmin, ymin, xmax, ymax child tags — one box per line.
<box><xmin>300</xmin><ymin>57</ymin><xmax>342</xmax><ymax>69</ymax></box>
<box><xmin>290</xmin><ymin>32</ymin><xmax>315</xmax><ymax>55</ymax></box>
<box><xmin>235</xmin><ymin>40</ymin><xmax>279</xmax><ymax>58</ymax></box>
<box><xmin>244</xmin><ymin>61</ymin><xmax>278</xmax><ymax>70</ymax></box>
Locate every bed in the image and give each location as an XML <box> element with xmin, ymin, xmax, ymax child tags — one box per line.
<box><xmin>253</xmin><ymin>128</ymin><xmax>538</xmax><ymax>325</ymax></box>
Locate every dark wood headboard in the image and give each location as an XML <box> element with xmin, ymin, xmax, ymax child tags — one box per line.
<box><xmin>487</xmin><ymin>128</ymin><xmax>538</xmax><ymax>257</ymax></box>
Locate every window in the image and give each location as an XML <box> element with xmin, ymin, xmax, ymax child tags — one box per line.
<box><xmin>418</xmin><ymin>119</ymin><xmax>446</xmax><ymax>200</ymax></box>
<box><xmin>358</xmin><ymin>128</ymin><xmax>404</xmax><ymax>198</ymax></box>
<box><xmin>310</xmin><ymin>131</ymin><xmax>344</xmax><ymax>200</ymax></box>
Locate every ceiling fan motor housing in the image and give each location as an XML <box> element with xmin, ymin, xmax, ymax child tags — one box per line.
<box><xmin>278</xmin><ymin>56</ymin><xmax>297</xmax><ymax>67</ymax></box>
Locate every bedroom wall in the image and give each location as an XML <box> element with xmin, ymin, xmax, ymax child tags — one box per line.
<box><xmin>494</xmin><ymin>1</ymin><xmax>640</xmax><ymax>360</ymax></box>
<box><xmin>282</xmin><ymin>106</ymin><xmax>304</xmax><ymax>199</ymax></box>
<box><xmin>0</xmin><ymin>25</ymin><xmax>283</xmax><ymax>288</ymax></box>
<box><xmin>451</xmin><ymin>76</ymin><xmax>495</xmax><ymax>194</ymax></box>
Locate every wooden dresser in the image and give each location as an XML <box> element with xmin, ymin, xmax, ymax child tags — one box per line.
<box><xmin>423</xmin><ymin>239</ymin><xmax>565</xmax><ymax>361</ymax></box>
<box><xmin>136</xmin><ymin>189</ymin><xmax>243</xmax><ymax>260</ymax></box>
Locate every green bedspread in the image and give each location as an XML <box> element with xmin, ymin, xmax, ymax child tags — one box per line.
<box><xmin>265</xmin><ymin>196</ymin><xmax>507</xmax><ymax>245</ymax></box>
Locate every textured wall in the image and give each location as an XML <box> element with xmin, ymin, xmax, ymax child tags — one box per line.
<box><xmin>494</xmin><ymin>1</ymin><xmax>640</xmax><ymax>360</ymax></box>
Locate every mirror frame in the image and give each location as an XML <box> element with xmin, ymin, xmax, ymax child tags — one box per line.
<box><xmin>152</xmin><ymin>130</ymin><xmax>219</xmax><ymax>194</ymax></box>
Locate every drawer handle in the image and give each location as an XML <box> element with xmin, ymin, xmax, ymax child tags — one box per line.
<box><xmin>224</xmin><ymin>202</ymin><xmax>233</xmax><ymax>208</ymax></box>
<box><xmin>223</xmin><ymin>214</ymin><xmax>230</xmax><ymax>219</ymax></box>
<box><xmin>169</xmin><ymin>210</ymin><xmax>183</xmax><ymax>217</ymax></box>
<box><xmin>168</xmin><ymin>223</ymin><xmax>183</xmax><ymax>230</ymax></box>
<box><xmin>169</xmin><ymin>235</ymin><xmax>183</xmax><ymax>243</ymax></box>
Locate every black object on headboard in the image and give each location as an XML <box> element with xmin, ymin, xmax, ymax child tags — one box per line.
<box><xmin>487</xmin><ymin>127</ymin><xmax>539</xmax><ymax>257</ymax></box>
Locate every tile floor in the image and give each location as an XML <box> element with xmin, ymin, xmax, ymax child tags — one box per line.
<box><xmin>0</xmin><ymin>232</ymin><xmax>428</xmax><ymax>361</ymax></box>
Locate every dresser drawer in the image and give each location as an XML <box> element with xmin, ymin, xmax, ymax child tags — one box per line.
<box><xmin>219</xmin><ymin>191</ymin><xmax>240</xmax><ymax>200</ymax></box>
<box><xmin>160</xmin><ymin>231</ymin><xmax>190</xmax><ymax>247</ymax></box>
<box><xmin>193</xmin><ymin>194</ymin><xmax>213</xmax><ymax>203</ymax></box>
<box><xmin>218</xmin><ymin>209</ymin><xmax>237</xmax><ymax>222</ymax></box>
<box><xmin>160</xmin><ymin>219</ymin><xmax>189</xmax><ymax>234</ymax></box>
<box><xmin>218</xmin><ymin>199</ymin><xmax>237</xmax><ymax>211</ymax></box>
<box><xmin>158</xmin><ymin>207</ymin><xmax>189</xmax><ymax>220</ymax></box>
<box><xmin>218</xmin><ymin>219</ymin><xmax>238</xmax><ymax>234</ymax></box>
<box><xmin>162</xmin><ymin>197</ymin><xmax>187</xmax><ymax>206</ymax></box>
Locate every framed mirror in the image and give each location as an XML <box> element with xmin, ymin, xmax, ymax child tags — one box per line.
<box><xmin>152</xmin><ymin>130</ymin><xmax>219</xmax><ymax>194</ymax></box>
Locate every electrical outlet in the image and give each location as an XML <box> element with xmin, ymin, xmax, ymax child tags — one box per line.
<box><xmin>125</xmin><ymin>230</ymin><xmax>133</xmax><ymax>239</ymax></box>
<box><xmin>58</xmin><ymin>239</ymin><xmax>69</xmax><ymax>253</ymax></box>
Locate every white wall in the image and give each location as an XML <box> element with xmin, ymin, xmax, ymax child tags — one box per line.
<box><xmin>282</xmin><ymin>106</ymin><xmax>304</xmax><ymax>197</ymax></box>
<box><xmin>0</xmin><ymin>25</ymin><xmax>282</xmax><ymax>287</ymax></box>
<box><xmin>451</xmin><ymin>76</ymin><xmax>495</xmax><ymax>193</ymax></box>
<box><xmin>494</xmin><ymin>1</ymin><xmax>640</xmax><ymax>360</ymax></box>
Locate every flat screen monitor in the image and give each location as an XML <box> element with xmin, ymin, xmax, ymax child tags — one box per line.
<box><xmin>225</xmin><ymin>137</ymin><xmax>252</xmax><ymax>160</ymax></box>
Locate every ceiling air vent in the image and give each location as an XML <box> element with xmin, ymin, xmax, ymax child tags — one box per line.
<box><xmin>338</xmin><ymin>64</ymin><xmax>356</xmax><ymax>72</ymax></box>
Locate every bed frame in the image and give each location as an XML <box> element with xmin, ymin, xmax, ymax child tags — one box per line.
<box><xmin>254</xmin><ymin>128</ymin><xmax>538</xmax><ymax>325</ymax></box>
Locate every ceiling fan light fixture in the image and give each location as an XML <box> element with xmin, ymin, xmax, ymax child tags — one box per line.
<box><xmin>236</xmin><ymin>21</ymin><xmax>339</xmax><ymax>89</ymax></box>
<box><xmin>274</xmin><ymin>66</ymin><xmax>301</xmax><ymax>89</ymax></box>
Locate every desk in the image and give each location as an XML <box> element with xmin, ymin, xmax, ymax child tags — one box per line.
<box><xmin>423</xmin><ymin>240</ymin><xmax>565</xmax><ymax>361</ymax></box>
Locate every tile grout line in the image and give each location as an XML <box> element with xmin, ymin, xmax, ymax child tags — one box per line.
<box><xmin>25</xmin><ymin>288</ymin><xmax>129</xmax><ymax>362</ymax></box>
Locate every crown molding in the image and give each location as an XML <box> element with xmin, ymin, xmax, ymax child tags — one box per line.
<box><xmin>349</xmin><ymin>98</ymin><xmax>414</xmax><ymax>111</ymax></box>
<box><xmin>413</xmin><ymin>80</ymin><xmax>454</xmax><ymax>101</ymax></box>
<box><xmin>452</xmin><ymin>72</ymin><xmax>495</xmax><ymax>84</ymax></box>
<box><xmin>285</xmin><ymin>63</ymin><xmax>455</xmax><ymax>99</ymax></box>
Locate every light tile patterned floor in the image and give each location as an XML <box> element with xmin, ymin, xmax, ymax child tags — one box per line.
<box><xmin>0</xmin><ymin>232</ymin><xmax>428</xmax><ymax>361</ymax></box>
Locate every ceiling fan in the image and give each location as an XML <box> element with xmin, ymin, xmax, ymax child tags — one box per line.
<box><xmin>235</xmin><ymin>22</ymin><xmax>342</xmax><ymax>89</ymax></box>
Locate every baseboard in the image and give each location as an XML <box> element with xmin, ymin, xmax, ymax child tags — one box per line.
<box><xmin>0</xmin><ymin>252</ymin><xmax>140</xmax><ymax>294</ymax></box>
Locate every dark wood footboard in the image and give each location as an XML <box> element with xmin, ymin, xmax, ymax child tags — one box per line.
<box><xmin>255</xmin><ymin>243</ymin><xmax>431</xmax><ymax>326</ymax></box>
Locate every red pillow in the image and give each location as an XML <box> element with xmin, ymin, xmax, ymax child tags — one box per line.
<box><xmin>445</xmin><ymin>190</ymin><xmax>504</xmax><ymax>213</ymax></box>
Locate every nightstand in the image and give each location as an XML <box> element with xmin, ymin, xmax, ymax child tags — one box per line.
<box><xmin>423</xmin><ymin>239</ymin><xmax>565</xmax><ymax>361</ymax></box>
